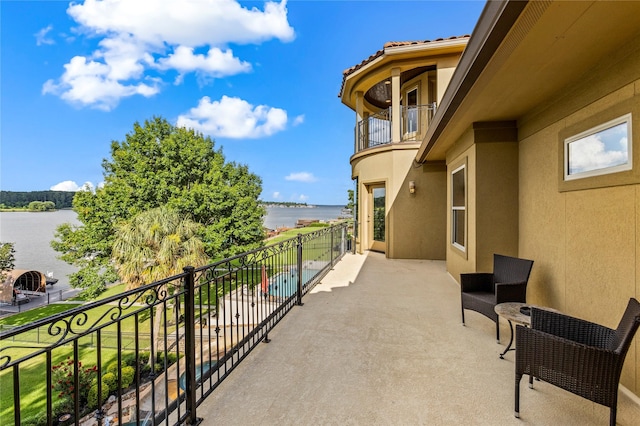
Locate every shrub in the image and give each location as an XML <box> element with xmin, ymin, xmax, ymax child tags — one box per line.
<box><xmin>121</xmin><ymin>353</ymin><xmax>137</xmax><ymax>367</ymax></box>
<box><xmin>106</xmin><ymin>363</ymin><xmax>119</xmax><ymax>376</ymax></box>
<box><xmin>139</xmin><ymin>351</ymin><xmax>150</xmax><ymax>365</ymax></box>
<box><xmin>120</xmin><ymin>366</ymin><xmax>135</xmax><ymax>389</ymax></box>
<box><xmin>51</xmin><ymin>358</ymin><xmax>97</xmax><ymax>413</ymax></box>
<box><xmin>102</xmin><ymin>372</ymin><xmax>116</xmax><ymax>393</ymax></box>
<box><xmin>87</xmin><ymin>379</ymin><xmax>110</xmax><ymax>409</ymax></box>
<box><xmin>156</xmin><ymin>351</ymin><xmax>178</xmax><ymax>366</ymax></box>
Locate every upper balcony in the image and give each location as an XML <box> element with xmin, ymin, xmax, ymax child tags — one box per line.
<box><xmin>355</xmin><ymin>103</ymin><xmax>436</xmax><ymax>153</ymax></box>
<box><xmin>339</xmin><ymin>37</ymin><xmax>470</xmax><ymax>157</ymax></box>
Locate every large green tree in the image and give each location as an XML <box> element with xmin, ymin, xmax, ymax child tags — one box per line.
<box><xmin>0</xmin><ymin>242</ymin><xmax>16</xmax><ymax>282</ymax></box>
<box><xmin>52</xmin><ymin>117</ymin><xmax>265</xmax><ymax>296</ymax></box>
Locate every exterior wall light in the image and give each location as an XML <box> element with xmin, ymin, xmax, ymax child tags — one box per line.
<box><xmin>409</xmin><ymin>181</ymin><xmax>416</xmax><ymax>194</ymax></box>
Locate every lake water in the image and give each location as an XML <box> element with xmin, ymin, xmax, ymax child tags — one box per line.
<box><xmin>262</xmin><ymin>205</ymin><xmax>347</xmax><ymax>229</ymax></box>
<box><xmin>0</xmin><ymin>205</ymin><xmax>348</xmax><ymax>293</ymax></box>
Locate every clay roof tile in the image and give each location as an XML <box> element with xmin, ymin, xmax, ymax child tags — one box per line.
<box><xmin>339</xmin><ymin>35</ymin><xmax>470</xmax><ymax>98</ymax></box>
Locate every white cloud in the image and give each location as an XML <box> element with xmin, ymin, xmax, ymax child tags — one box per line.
<box><xmin>272</xmin><ymin>191</ymin><xmax>281</xmax><ymax>199</ymax></box>
<box><xmin>292</xmin><ymin>115</ymin><xmax>304</xmax><ymax>126</ymax></box>
<box><xmin>156</xmin><ymin>46</ymin><xmax>251</xmax><ymax>81</ymax></box>
<box><xmin>35</xmin><ymin>25</ymin><xmax>55</xmax><ymax>46</ymax></box>
<box><xmin>569</xmin><ymin>134</ymin><xmax>628</xmax><ymax>174</ymax></box>
<box><xmin>298</xmin><ymin>194</ymin><xmax>308</xmax><ymax>202</ymax></box>
<box><xmin>285</xmin><ymin>172</ymin><xmax>317</xmax><ymax>183</ymax></box>
<box><xmin>50</xmin><ymin>180</ymin><xmax>95</xmax><ymax>192</ymax></box>
<box><xmin>177</xmin><ymin>95</ymin><xmax>288</xmax><ymax>138</ymax></box>
<box><xmin>44</xmin><ymin>0</ymin><xmax>294</xmax><ymax>109</ymax></box>
<box><xmin>42</xmin><ymin>55</ymin><xmax>160</xmax><ymax>111</ymax></box>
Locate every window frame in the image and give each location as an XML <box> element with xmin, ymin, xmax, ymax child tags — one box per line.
<box><xmin>451</xmin><ymin>163</ymin><xmax>466</xmax><ymax>252</ymax></box>
<box><xmin>403</xmin><ymin>85</ymin><xmax>420</xmax><ymax>136</ymax></box>
<box><xmin>564</xmin><ymin>113</ymin><xmax>632</xmax><ymax>181</ymax></box>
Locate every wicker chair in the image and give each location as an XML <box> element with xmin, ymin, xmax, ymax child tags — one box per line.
<box><xmin>460</xmin><ymin>254</ymin><xmax>534</xmax><ymax>342</ymax></box>
<box><xmin>515</xmin><ymin>298</ymin><xmax>640</xmax><ymax>425</ymax></box>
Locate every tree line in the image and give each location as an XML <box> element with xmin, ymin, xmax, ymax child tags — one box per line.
<box><xmin>0</xmin><ymin>190</ymin><xmax>75</xmax><ymax>209</ymax></box>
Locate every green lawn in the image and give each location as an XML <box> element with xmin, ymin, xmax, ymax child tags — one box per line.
<box><xmin>0</xmin><ymin>303</ymin><xmax>83</xmax><ymax>327</ymax></box>
<box><xmin>0</xmin><ymin>345</ymin><xmax>124</xmax><ymax>425</ymax></box>
<box><xmin>0</xmin><ymin>302</ymin><xmax>163</xmax><ymax>424</ymax></box>
<box><xmin>70</xmin><ymin>282</ymin><xmax>127</xmax><ymax>302</ymax></box>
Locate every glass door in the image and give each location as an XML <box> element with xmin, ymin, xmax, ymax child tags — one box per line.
<box><xmin>368</xmin><ymin>185</ymin><xmax>386</xmax><ymax>252</ymax></box>
<box><xmin>404</xmin><ymin>86</ymin><xmax>418</xmax><ymax>137</ymax></box>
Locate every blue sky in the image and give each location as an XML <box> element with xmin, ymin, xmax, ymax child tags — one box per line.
<box><xmin>1</xmin><ymin>0</ymin><xmax>484</xmax><ymax>205</ymax></box>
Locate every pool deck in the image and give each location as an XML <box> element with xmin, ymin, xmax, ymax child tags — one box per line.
<box><xmin>195</xmin><ymin>251</ymin><xmax>640</xmax><ymax>425</ymax></box>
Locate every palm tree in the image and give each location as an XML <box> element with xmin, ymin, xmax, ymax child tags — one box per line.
<box><xmin>112</xmin><ymin>206</ymin><xmax>209</xmax><ymax>361</ymax></box>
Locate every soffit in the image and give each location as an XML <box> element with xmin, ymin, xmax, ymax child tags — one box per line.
<box><xmin>422</xmin><ymin>0</ymin><xmax>640</xmax><ymax>161</ymax></box>
<box><xmin>340</xmin><ymin>37</ymin><xmax>469</xmax><ymax>110</ymax></box>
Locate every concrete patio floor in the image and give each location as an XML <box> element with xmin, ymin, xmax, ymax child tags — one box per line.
<box><xmin>196</xmin><ymin>251</ymin><xmax>640</xmax><ymax>425</ymax></box>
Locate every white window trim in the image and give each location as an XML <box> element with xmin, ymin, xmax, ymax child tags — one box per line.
<box><xmin>564</xmin><ymin>113</ymin><xmax>632</xmax><ymax>181</ymax></box>
<box><xmin>451</xmin><ymin>164</ymin><xmax>466</xmax><ymax>252</ymax></box>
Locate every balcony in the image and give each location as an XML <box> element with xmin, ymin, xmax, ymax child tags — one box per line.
<box><xmin>355</xmin><ymin>104</ymin><xmax>436</xmax><ymax>154</ymax></box>
<box><xmin>3</xmin><ymin>230</ymin><xmax>640</xmax><ymax>425</ymax></box>
<box><xmin>198</xmin><ymin>252</ymin><xmax>640</xmax><ymax>425</ymax></box>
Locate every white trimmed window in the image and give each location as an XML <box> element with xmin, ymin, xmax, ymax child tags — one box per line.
<box><xmin>564</xmin><ymin>114</ymin><xmax>632</xmax><ymax>180</ymax></box>
<box><xmin>451</xmin><ymin>164</ymin><xmax>466</xmax><ymax>251</ymax></box>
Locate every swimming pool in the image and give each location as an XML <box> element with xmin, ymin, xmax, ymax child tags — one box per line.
<box><xmin>179</xmin><ymin>360</ymin><xmax>218</xmax><ymax>391</ymax></box>
<box><xmin>267</xmin><ymin>269</ymin><xmax>321</xmax><ymax>297</ymax></box>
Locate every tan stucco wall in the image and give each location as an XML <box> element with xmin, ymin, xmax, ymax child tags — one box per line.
<box><xmin>436</xmin><ymin>56</ymin><xmax>459</xmax><ymax>105</ymax></box>
<box><xmin>518</xmin><ymin>38</ymin><xmax>640</xmax><ymax>394</ymax></box>
<box><xmin>352</xmin><ymin>145</ymin><xmax>446</xmax><ymax>259</ymax></box>
<box><xmin>445</xmin><ymin>124</ymin><xmax>520</xmax><ymax>281</ymax></box>
<box><xmin>388</xmin><ymin>162</ymin><xmax>447</xmax><ymax>259</ymax></box>
<box><xmin>475</xmin><ymin>143</ymin><xmax>519</xmax><ymax>265</ymax></box>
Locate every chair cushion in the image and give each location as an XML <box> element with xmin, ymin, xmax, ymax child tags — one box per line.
<box><xmin>465</xmin><ymin>291</ymin><xmax>495</xmax><ymax>304</ymax></box>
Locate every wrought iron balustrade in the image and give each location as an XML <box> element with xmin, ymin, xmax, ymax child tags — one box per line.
<box><xmin>355</xmin><ymin>108</ymin><xmax>392</xmax><ymax>152</ymax></box>
<box><xmin>0</xmin><ymin>222</ymin><xmax>349</xmax><ymax>426</ymax></box>
<box><xmin>354</xmin><ymin>103</ymin><xmax>436</xmax><ymax>153</ymax></box>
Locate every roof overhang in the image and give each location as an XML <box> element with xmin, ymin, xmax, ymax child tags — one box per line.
<box><xmin>340</xmin><ymin>37</ymin><xmax>469</xmax><ymax>111</ymax></box>
<box><xmin>417</xmin><ymin>0</ymin><xmax>640</xmax><ymax>162</ymax></box>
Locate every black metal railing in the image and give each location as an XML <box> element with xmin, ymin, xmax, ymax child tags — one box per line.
<box><xmin>0</xmin><ymin>222</ymin><xmax>349</xmax><ymax>426</ymax></box>
<box><xmin>354</xmin><ymin>103</ymin><xmax>436</xmax><ymax>153</ymax></box>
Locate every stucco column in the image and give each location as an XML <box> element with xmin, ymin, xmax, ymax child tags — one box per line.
<box><xmin>391</xmin><ymin>68</ymin><xmax>401</xmax><ymax>142</ymax></box>
<box><xmin>355</xmin><ymin>91</ymin><xmax>364</xmax><ymax>123</ymax></box>
<box><xmin>436</xmin><ymin>58</ymin><xmax>457</xmax><ymax>105</ymax></box>
<box><xmin>355</xmin><ymin>91</ymin><xmax>365</xmax><ymax>151</ymax></box>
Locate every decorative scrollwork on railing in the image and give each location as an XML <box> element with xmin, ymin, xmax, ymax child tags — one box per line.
<box><xmin>0</xmin><ymin>279</ymin><xmax>181</xmax><ymax>369</ymax></box>
<box><xmin>0</xmin><ymin>344</ymin><xmax>50</xmax><ymax>369</ymax></box>
<box><xmin>0</xmin><ymin>353</ymin><xmax>10</xmax><ymax>369</ymax></box>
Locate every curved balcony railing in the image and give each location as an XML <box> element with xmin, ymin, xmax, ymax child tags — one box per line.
<box><xmin>354</xmin><ymin>103</ymin><xmax>436</xmax><ymax>154</ymax></box>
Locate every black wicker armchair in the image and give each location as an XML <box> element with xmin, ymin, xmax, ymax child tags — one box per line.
<box><xmin>460</xmin><ymin>254</ymin><xmax>534</xmax><ymax>342</ymax></box>
<box><xmin>515</xmin><ymin>298</ymin><xmax>640</xmax><ymax>425</ymax></box>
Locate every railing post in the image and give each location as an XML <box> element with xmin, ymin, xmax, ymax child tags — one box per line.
<box><xmin>296</xmin><ymin>234</ymin><xmax>304</xmax><ymax>306</ymax></box>
<box><xmin>330</xmin><ymin>226</ymin><xmax>334</xmax><ymax>268</ymax></box>
<box><xmin>183</xmin><ymin>266</ymin><xmax>202</xmax><ymax>425</ymax></box>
